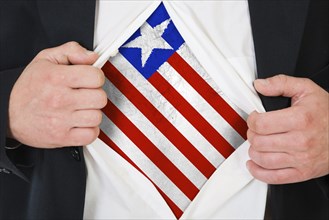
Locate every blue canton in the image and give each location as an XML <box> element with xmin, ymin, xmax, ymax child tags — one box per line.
<box><xmin>119</xmin><ymin>3</ymin><xmax>184</xmax><ymax>79</ymax></box>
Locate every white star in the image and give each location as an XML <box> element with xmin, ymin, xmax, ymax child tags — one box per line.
<box><xmin>122</xmin><ymin>19</ymin><xmax>173</xmax><ymax>67</ymax></box>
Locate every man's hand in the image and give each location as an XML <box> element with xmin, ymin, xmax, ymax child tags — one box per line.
<box><xmin>247</xmin><ymin>74</ymin><xmax>329</xmax><ymax>184</ymax></box>
<box><xmin>8</xmin><ymin>42</ymin><xmax>107</xmax><ymax>148</ymax></box>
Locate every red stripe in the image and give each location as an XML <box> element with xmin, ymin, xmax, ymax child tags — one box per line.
<box><xmin>149</xmin><ymin>72</ymin><xmax>236</xmax><ymax>158</ymax></box>
<box><xmin>168</xmin><ymin>52</ymin><xmax>248</xmax><ymax>140</ymax></box>
<box><xmin>99</xmin><ymin>130</ymin><xmax>183</xmax><ymax>219</ymax></box>
<box><xmin>102</xmin><ymin>99</ymin><xmax>199</xmax><ymax>201</ymax></box>
<box><xmin>102</xmin><ymin>61</ymin><xmax>215</xmax><ymax>178</ymax></box>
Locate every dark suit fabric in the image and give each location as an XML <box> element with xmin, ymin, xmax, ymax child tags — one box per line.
<box><xmin>0</xmin><ymin>1</ymin><xmax>328</xmax><ymax>219</ymax></box>
<box><xmin>0</xmin><ymin>1</ymin><xmax>95</xmax><ymax>219</ymax></box>
<box><xmin>249</xmin><ymin>1</ymin><xmax>329</xmax><ymax>219</ymax></box>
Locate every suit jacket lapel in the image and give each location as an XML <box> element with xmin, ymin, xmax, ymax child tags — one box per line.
<box><xmin>248</xmin><ymin>0</ymin><xmax>309</xmax><ymax>110</ymax></box>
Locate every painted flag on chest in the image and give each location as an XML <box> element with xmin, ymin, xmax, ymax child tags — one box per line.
<box><xmin>99</xmin><ymin>3</ymin><xmax>248</xmax><ymax>218</ymax></box>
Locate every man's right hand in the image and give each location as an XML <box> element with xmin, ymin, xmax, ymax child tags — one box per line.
<box><xmin>7</xmin><ymin>42</ymin><xmax>107</xmax><ymax>148</ymax></box>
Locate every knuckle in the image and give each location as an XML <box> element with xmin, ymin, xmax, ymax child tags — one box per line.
<box><xmin>252</xmin><ymin>135</ymin><xmax>263</xmax><ymax>149</ymax></box>
<box><xmin>247</xmin><ymin>129</ymin><xmax>255</xmax><ymax>143</ymax></box>
<box><xmin>83</xmin><ymin>128</ymin><xmax>99</xmax><ymax>145</ymax></box>
<box><xmin>47</xmin><ymin>118</ymin><xmax>66</xmax><ymax>141</ymax></box>
<box><xmin>248</xmin><ymin>112</ymin><xmax>267</xmax><ymax>132</ymax></box>
<box><xmin>253</xmin><ymin>115</ymin><xmax>267</xmax><ymax>132</ymax></box>
<box><xmin>73</xmin><ymin>128</ymin><xmax>100</xmax><ymax>146</ymax></box>
<box><xmin>258</xmin><ymin>155</ymin><xmax>270</xmax><ymax>168</ymax></box>
<box><xmin>99</xmin><ymin>89</ymin><xmax>108</xmax><ymax>108</ymax></box>
<box><xmin>270</xmin><ymin>169</ymin><xmax>291</xmax><ymax>184</ymax></box>
<box><xmin>277</xmin><ymin>74</ymin><xmax>287</xmax><ymax>80</ymax></box>
<box><xmin>247</xmin><ymin>111</ymin><xmax>257</xmax><ymax>129</ymax></box>
<box><xmin>95</xmin><ymin>110</ymin><xmax>103</xmax><ymax>125</ymax></box>
<box><xmin>276</xmin><ymin>74</ymin><xmax>288</xmax><ymax>85</ymax></box>
<box><xmin>249</xmin><ymin>150</ymin><xmax>270</xmax><ymax>169</ymax></box>
<box><xmin>90</xmin><ymin>89</ymin><xmax>107</xmax><ymax>109</ymax></box>
<box><xmin>259</xmin><ymin>154</ymin><xmax>275</xmax><ymax>169</ymax></box>
<box><xmin>48</xmin><ymin>70</ymin><xmax>66</xmax><ymax>85</ymax></box>
<box><xmin>97</xmin><ymin>69</ymin><xmax>106</xmax><ymax>87</ymax></box>
<box><xmin>64</xmin><ymin>41</ymin><xmax>80</xmax><ymax>50</ymax></box>
<box><xmin>301</xmin><ymin>78</ymin><xmax>313</xmax><ymax>88</ymax></box>
<box><xmin>267</xmin><ymin>154</ymin><xmax>284</xmax><ymax>169</ymax></box>
<box><xmin>67</xmin><ymin>73</ymin><xmax>79</xmax><ymax>87</ymax></box>
<box><xmin>37</xmin><ymin>49</ymin><xmax>51</xmax><ymax>59</ymax></box>
<box><xmin>271</xmin><ymin>173</ymin><xmax>285</xmax><ymax>184</ymax></box>
<box><xmin>248</xmin><ymin>147</ymin><xmax>256</xmax><ymax>159</ymax></box>
<box><xmin>88</xmin><ymin>110</ymin><xmax>102</xmax><ymax>126</ymax></box>
<box><xmin>47</xmin><ymin>93</ymin><xmax>66</xmax><ymax>109</ymax></box>
<box><xmin>297</xmin><ymin>110</ymin><xmax>313</xmax><ymax>129</ymax></box>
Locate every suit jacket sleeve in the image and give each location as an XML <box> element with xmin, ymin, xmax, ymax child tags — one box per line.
<box><xmin>0</xmin><ymin>67</ymin><xmax>27</xmax><ymax>179</ymax></box>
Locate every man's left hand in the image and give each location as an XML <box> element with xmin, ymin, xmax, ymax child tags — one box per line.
<box><xmin>247</xmin><ymin>74</ymin><xmax>329</xmax><ymax>184</ymax></box>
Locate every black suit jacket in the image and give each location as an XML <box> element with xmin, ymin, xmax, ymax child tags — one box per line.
<box><xmin>0</xmin><ymin>0</ymin><xmax>328</xmax><ymax>219</ymax></box>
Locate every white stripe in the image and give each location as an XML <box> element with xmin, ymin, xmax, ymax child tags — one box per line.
<box><xmin>103</xmin><ymin>78</ymin><xmax>207</xmax><ymax>189</ymax></box>
<box><xmin>177</xmin><ymin>44</ymin><xmax>223</xmax><ymax>96</ymax></box>
<box><xmin>100</xmin><ymin>115</ymin><xmax>191</xmax><ymax>211</ymax></box>
<box><xmin>109</xmin><ymin>53</ymin><xmax>224</xmax><ymax>167</ymax></box>
<box><xmin>177</xmin><ymin>44</ymin><xmax>248</xmax><ymax>120</ymax></box>
<box><xmin>158</xmin><ymin>62</ymin><xmax>245</xmax><ymax>149</ymax></box>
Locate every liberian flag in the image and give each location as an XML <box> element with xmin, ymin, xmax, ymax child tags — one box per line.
<box><xmin>99</xmin><ymin>3</ymin><xmax>247</xmax><ymax>218</ymax></box>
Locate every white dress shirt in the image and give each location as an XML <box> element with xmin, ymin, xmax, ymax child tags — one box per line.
<box><xmin>84</xmin><ymin>1</ymin><xmax>267</xmax><ymax>219</ymax></box>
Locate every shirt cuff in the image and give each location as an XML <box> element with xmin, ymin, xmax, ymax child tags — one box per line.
<box><xmin>5</xmin><ymin>137</ymin><xmax>22</xmax><ymax>150</ymax></box>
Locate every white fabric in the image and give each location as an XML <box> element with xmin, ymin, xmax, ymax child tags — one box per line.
<box><xmin>84</xmin><ymin>1</ymin><xmax>267</xmax><ymax>219</ymax></box>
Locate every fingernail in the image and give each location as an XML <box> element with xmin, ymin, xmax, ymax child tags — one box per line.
<box><xmin>256</xmin><ymin>78</ymin><xmax>269</xmax><ymax>85</ymax></box>
<box><xmin>85</xmin><ymin>50</ymin><xmax>96</xmax><ymax>56</ymax></box>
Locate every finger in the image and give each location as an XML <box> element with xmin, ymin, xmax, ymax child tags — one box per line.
<box><xmin>247</xmin><ymin>129</ymin><xmax>309</xmax><ymax>152</ymax></box>
<box><xmin>247</xmin><ymin>108</ymin><xmax>307</xmax><ymax>135</ymax></box>
<box><xmin>63</xmin><ymin>65</ymin><xmax>105</xmax><ymax>89</ymax></box>
<box><xmin>248</xmin><ymin>148</ymin><xmax>292</xmax><ymax>169</ymax></box>
<box><xmin>45</xmin><ymin>64</ymin><xmax>105</xmax><ymax>89</ymax></box>
<box><xmin>71</xmin><ymin>110</ymin><xmax>103</xmax><ymax>128</ymax></box>
<box><xmin>70</xmin><ymin>88</ymin><xmax>107</xmax><ymax>110</ymax></box>
<box><xmin>36</xmin><ymin>41</ymin><xmax>99</xmax><ymax>65</ymax></box>
<box><xmin>246</xmin><ymin>160</ymin><xmax>302</xmax><ymax>184</ymax></box>
<box><xmin>254</xmin><ymin>74</ymin><xmax>312</xmax><ymax>98</ymax></box>
<box><xmin>67</xmin><ymin>127</ymin><xmax>100</xmax><ymax>146</ymax></box>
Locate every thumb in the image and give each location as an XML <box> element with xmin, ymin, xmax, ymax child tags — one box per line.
<box><xmin>35</xmin><ymin>41</ymin><xmax>99</xmax><ymax>65</ymax></box>
<box><xmin>254</xmin><ymin>74</ymin><xmax>311</xmax><ymax>98</ymax></box>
